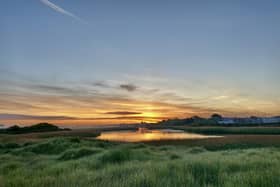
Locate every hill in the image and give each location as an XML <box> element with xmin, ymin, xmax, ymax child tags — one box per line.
<box><xmin>0</xmin><ymin>123</ymin><xmax>70</xmax><ymax>134</ymax></box>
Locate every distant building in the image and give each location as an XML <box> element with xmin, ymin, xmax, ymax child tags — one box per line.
<box><xmin>218</xmin><ymin>116</ymin><xmax>280</xmax><ymax>125</ymax></box>
<box><xmin>249</xmin><ymin>116</ymin><xmax>263</xmax><ymax>124</ymax></box>
<box><xmin>262</xmin><ymin>117</ymin><xmax>280</xmax><ymax>124</ymax></box>
<box><xmin>218</xmin><ymin>118</ymin><xmax>235</xmax><ymax>125</ymax></box>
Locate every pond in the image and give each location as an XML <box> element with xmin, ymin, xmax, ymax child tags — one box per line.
<box><xmin>96</xmin><ymin>128</ymin><xmax>222</xmax><ymax>142</ymax></box>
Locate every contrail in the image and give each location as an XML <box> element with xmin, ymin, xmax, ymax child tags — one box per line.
<box><xmin>40</xmin><ymin>0</ymin><xmax>88</xmax><ymax>24</ymax></box>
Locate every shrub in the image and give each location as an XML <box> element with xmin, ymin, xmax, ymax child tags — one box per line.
<box><xmin>3</xmin><ymin>143</ymin><xmax>20</xmax><ymax>149</ymax></box>
<box><xmin>69</xmin><ymin>137</ymin><xmax>81</xmax><ymax>143</ymax></box>
<box><xmin>22</xmin><ymin>142</ymin><xmax>35</xmax><ymax>147</ymax></box>
<box><xmin>131</xmin><ymin>143</ymin><xmax>147</xmax><ymax>149</ymax></box>
<box><xmin>100</xmin><ymin>149</ymin><xmax>132</xmax><ymax>164</ymax></box>
<box><xmin>0</xmin><ymin>162</ymin><xmax>22</xmax><ymax>174</ymax></box>
<box><xmin>93</xmin><ymin>141</ymin><xmax>114</xmax><ymax>148</ymax></box>
<box><xmin>169</xmin><ymin>154</ymin><xmax>180</xmax><ymax>160</ymax></box>
<box><xmin>25</xmin><ymin>138</ymin><xmax>74</xmax><ymax>154</ymax></box>
<box><xmin>188</xmin><ymin>147</ymin><xmax>206</xmax><ymax>154</ymax></box>
<box><xmin>59</xmin><ymin>148</ymin><xmax>100</xmax><ymax>160</ymax></box>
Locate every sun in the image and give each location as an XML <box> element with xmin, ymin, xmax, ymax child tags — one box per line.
<box><xmin>137</xmin><ymin>111</ymin><xmax>160</xmax><ymax>123</ymax></box>
<box><xmin>141</xmin><ymin>111</ymin><xmax>157</xmax><ymax>118</ymax></box>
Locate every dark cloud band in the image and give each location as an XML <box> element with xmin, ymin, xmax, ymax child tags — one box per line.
<box><xmin>104</xmin><ymin>111</ymin><xmax>142</xmax><ymax>115</ymax></box>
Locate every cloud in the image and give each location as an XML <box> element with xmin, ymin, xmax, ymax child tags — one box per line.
<box><xmin>119</xmin><ymin>84</ymin><xmax>137</xmax><ymax>92</ymax></box>
<box><xmin>1</xmin><ymin>76</ymin><xmax>276</xmax><ymax>126</ymax></box>
<box><xmin>0</xmin><ymin>99</ymin><xmax>49</xmax><ymax>111</ymax></box>
<box><xmin>0</xmin><ymin>113</ymin><xmax>161</xmax><ymax>122</ymax></box>
<box><xmin>104</xmin><ymin>111</ymin><xmax>142</xmax><ymax>115</ymax></box>
<box><xmin>83</xmin><ymin>116</ymin><xmax>164</xmax><ymax>121</ymax></box>
<box><xmin>40</xmin><ymin>0</ymin><xmax>88</xmax><ymax>24</ymax></box>
<box><xmin>25</xmin><ymin>83</ymin><xmax>99</xmax><ymax>97</ymax></box>
<box><xmin>0</xmin><ymin>113</ymin><xmax>76</xmax><ymax>120</ymax></box>
<box><xmin>92</xmin><ymin>81</ymin><xmax>110</xmax><ymax>88</ymax></box>
<box><xmin>32</xmin><ymin>85</ymin><xmax>75</xmax><ymax>93</ymax></box>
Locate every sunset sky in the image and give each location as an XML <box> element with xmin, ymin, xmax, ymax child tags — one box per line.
<box><xmin>0</xmin><ymin>1</ymin><xmax>280</xmax><ymax>126</ymax></box>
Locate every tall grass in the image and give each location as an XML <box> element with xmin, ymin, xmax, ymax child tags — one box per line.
<box><xmin>1</xmin><ymin>137</ymin><xmax>280</xmax><ymax>186</ymax></box>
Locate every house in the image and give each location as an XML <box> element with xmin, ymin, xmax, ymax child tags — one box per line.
<box><xmin>218</xmin><ymin>116</ymin><xmax>280</xmax><ymax>125</ymax></box>
<box><xmin>218</xmin><ymin>118</ymin><xmax>235</xmax><ymax>125</ymax></box>
<box><xmin>262</xmin><ymin>117</ymin><xmax>280</xmax><ymax>124</ymax></box>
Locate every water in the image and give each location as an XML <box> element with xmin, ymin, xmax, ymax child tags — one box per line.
<box><xmin>96</xmin><ymin>128</ymin><xmax>222</xmax><ymax>142</ymax></box>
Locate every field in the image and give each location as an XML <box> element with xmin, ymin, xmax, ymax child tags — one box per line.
<box><xmin>1</xmin><ymin>127</ymin><xmax>280</xmax><ymax>187</ymax></box>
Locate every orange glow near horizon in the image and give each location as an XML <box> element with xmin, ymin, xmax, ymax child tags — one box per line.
<box><xmin>1</xmin><ymin>90</ymin><xmax>280</xmax><ymax>127</ymax></box>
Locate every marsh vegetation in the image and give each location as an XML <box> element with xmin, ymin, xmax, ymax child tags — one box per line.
<box><xmin>1</xmin><ymin>134</ymin><xmax>280</xmax><ymax>187</ymax></box>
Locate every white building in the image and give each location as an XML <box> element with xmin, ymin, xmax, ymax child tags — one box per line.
<box><xmin>218</xmin><ymin>118</ymin><xmax>235</xmax><ymax>125</ymax></box>
<box><xmin>218</xmin><ymin>116</ymin><xmax>280</xmax><ymax>125</ymax></box>
<box><xmin>262</xmin><ymin>117</ymin><xmax>280</xmax><ymax>124</ymax></box>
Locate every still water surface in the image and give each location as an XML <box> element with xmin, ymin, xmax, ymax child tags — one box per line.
<box><xmin>96</xmin><ymin>128</ymin><xmax>222</xmax><ymax>142</ymax></box>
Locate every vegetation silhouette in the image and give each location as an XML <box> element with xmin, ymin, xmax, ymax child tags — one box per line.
<box><xmin>0</xmin><ymin>123</ymin><xmax>70</xmax><ymax>134</ymax></box>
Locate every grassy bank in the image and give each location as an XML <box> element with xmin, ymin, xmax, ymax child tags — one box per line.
<box><xmin>1</xmin><ymin>137</ymin><xmax>280</xmax><ymax>187</ymax></box>
<box><xmin>172</xmin><ymin>126</ymin><xmax>280</xmax><ymax>135</ymax></box>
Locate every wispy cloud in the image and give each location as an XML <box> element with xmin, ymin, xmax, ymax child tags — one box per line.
<box><xmin>104</xmin><ymin>111</ymin><xmax>142</xmax><ymax>115</ymax></box>
<box><xmin>40</xmin><ymin>0</ymin><xmax>88</xmax><ymax>24</ymax></box>
<box><xmin>0</xmin><ymin>113</ymin><xmax>76</xmax><ymax>120</ymax></box>
<box><xmin>0</xmin><ymin>113</ymin><xmax>162</xmax><ymax>122</ymax></box>
<box><xmin>92</xmin><ymin>81</ymin><xmax>110</xmax><ymax>88</ymax></box>
<box><xmin>1</xmin><ymin>74</ymin><xmax>278</xmax><ymax>126</ymax></box>
<box><xmin>119</xmin><ymin>84</ymin><xmax>137</xmax><ymax>92</ymax></box>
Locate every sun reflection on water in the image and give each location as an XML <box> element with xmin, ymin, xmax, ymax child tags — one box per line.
<box><xmin>96</xmin><ymin>128</ymin><xmax>222</xmax><ymax>142</ymax></box>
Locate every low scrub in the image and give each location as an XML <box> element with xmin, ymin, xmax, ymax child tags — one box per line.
<box><xmin>1</xmin><ymin>137</ymin><xmax>280</xmax><ymax>186</ymax></box>
<box><xmin>100</xmin><ymin>149</ymin><xmax>133</xmax><ymax>164</ymax></box>
<box><xmin>59</xmin><ymin>148</ymin><xmax>101</xmax><ymax>160</ymax></box>
<box><xmin>23</xmin><ymin>138</ymin><xmax>79</xmax><ymax>154</ymax></box>
<box><xmin>188</xmin><ymin>147</ymin><xmax>206</xmax><ymax>154</ymax></box>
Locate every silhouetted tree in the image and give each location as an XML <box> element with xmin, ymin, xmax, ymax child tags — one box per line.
<box><xmin>211</xmin><ymin>114</ymin><xmax>223</xmax><ymax>120</ymax></box>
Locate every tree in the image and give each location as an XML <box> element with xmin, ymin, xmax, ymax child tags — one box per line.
<box><xmin>211</xmin><ymin>114</ymin><xmax>223</xmax><ymax>120</ymax></box>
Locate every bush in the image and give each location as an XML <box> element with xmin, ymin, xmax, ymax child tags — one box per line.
<box><xmin>169</xmin><ymin>154</ymin><xmax>180</xmax><ymax>160</ymax></box>
<box><xmin>93</xmin><ymin>141</ymin><xmax>114</xmax><ymax>148</ymax></box>
<box><xmin>59</xmin><ymin>148</ymin><xmax>100</xmax><ymax>160</ymax></box>
<box><xmin>69</xmin><ymin>137</ymin><xmax>81</xmax><ymax>143</ymax></box>
<box><xmin>25</xmin><ymin>138</ymin><xmax>74</xmax><ymax>154</ymax></box>
<box><xmin>23</xmin><ymin>142</ymin><xmax>34</xmax><ymax>147</ymax></box>
<box><xmin>3</xmin><ymin>143</ymin><xmax>20</xmax><ymax>149</ymax></box>
<box><xmin>129</xmin><ymin>143</ymin><xmax>147</xmax><ymax>149</ymax></box>
<box><xmin>1</xmin><ymin>162</ymin><xmax>22</xmax><ymax>174</ymax></box>
<box><xmin>188</xmin><ymin>147</ymin><xmax>206</xmax><ymax>154</ymax></box>
<box><xmin>100</xmin><ymin>149</ymin><xmax>132</xmax><ymax>164</ymax></box>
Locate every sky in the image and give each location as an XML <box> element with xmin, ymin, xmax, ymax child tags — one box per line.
<box><xmin>0</xmin><ymin>0</ymin><xmax>280</xmax><ymax>127</ymax></box>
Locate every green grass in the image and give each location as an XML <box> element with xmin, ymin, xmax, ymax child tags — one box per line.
<box><xmin>1</xmin><ymin>137</ymin><xmax>280</xmax><ymax>187</ymax></box>
<box><xmin>59</xmin><ymin>147</ymin><xmax>101</xmax><ymax>161</ymax></box>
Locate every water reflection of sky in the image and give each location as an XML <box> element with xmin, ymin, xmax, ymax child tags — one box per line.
<box><xmin>96</xmin><ymin>129</ymin><xmax>222</xmax><ymax>142</ymax></box>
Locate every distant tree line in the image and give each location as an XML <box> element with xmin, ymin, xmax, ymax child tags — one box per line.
<box><xmin>156</xmin><ymin>114</ymin><xmax>280</xmax><ymax>127</ymax></box>
<box><xmin>157</xmin><ymin>115</ymin><xmax>218</xmax><ymax>126</ymax></box>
